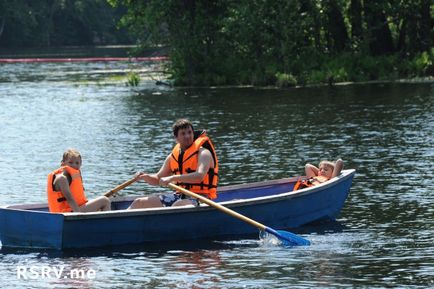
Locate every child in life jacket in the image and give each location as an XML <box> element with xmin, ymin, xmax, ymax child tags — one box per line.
<box><xmin>47</xmin><ymin>148</ymin><xmax>111</xmax><ymax>213</ymax></box>
<box><xmin>293</xmin><ymin>159</ymin><xmax>343</xmax><ymax>190</ymax></box>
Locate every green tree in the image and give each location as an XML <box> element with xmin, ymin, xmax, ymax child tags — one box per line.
<box><xmin>112</xmin><ymin>0</ymin><xmax>433</xmax><ymax>85</ymax></box>
<box><xmin>0</xmin><ymin>0</ymin><xmax>131</xmax><ymax>47</ymax></box>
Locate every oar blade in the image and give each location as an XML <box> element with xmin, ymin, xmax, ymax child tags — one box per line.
<box><xmin>265</xmin><ymin>227</ymin><xmax>310</xmax><ymax>246</ymax></box>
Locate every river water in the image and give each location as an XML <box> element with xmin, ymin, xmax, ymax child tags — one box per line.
<box><xmin>0</xmin><ymin>61</ymin><xmax>433</xmax><ymax>288</ymax></box>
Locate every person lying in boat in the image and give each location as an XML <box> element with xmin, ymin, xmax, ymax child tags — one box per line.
<box><xmin>128</xmin><ymin>118</ymin><xmax>218</xmax><ymax>209</ymax></box>
<box><xmin>293</xmin><ymin>159</ymin><xmax>344</xmax><ymax>190</ymax></box>
<box><xmin>47</xmin><ymin>148</ymin><xmax>111</xmax><ymax>213</ymax></box>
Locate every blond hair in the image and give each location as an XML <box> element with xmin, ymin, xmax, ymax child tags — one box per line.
<box><xmin>62</xmin><ymin>148</ymin><xmax>81</xmax><ymax>162</ymax></box>
<box><xmin>319</xmin><ymin>160</ymin><xmax>335</xmax><ymax>171</ymax></box>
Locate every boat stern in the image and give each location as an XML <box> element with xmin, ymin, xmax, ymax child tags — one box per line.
<box><xmin>0</xmin><ymin>206</ymin><xmax>64</xmax><ymax>249</ymax></box>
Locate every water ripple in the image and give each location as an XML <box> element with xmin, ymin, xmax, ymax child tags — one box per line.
<box><xmin>0</xmin><ymin>62</ymin><xmax>433</xmax><ymax>288</ymax></box>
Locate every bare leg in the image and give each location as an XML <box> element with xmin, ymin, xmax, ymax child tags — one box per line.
<box><xmin>80</xmin><ymin>196</ymin><xmax>111</xmax><ymax>212</ymax></box>
<box><xmin>127</xmin><ymin>195</ymin><xmax>163</xmax><ymax>210</ymax></box>
<box><xmin>172</xmin><ymin>199</ymin><xmax>195</xmax><ymax>207</ymax></box>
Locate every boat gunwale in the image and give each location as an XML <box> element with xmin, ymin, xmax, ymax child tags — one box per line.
<box><xmin>1</xmin><ymin>169</ymin><xmax>355</xmax><ymax>221</ymax></box>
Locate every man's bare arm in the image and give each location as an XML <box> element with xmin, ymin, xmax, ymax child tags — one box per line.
<box><xmin>135</xmin><ymin>155</ymin><xmax>173</xmax><ymax>186</ymax></box>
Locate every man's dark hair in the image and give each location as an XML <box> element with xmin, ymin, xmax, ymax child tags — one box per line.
<box><xmin>172</xmin><ymin>119</ymin><xmax>194</xmax><ymax>136</ymax></box>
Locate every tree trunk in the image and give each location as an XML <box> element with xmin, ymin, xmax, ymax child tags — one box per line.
<box><xmin>300</xmin><ymin>1</ymin><xmax>321</xmax><ymax>50</ymax></box>
<box><xmin>46</xmin><ymin>0</ymin><xmax>58</xmax><ymax>47</ymax></box>
<box><xmin>397</xmin><ymin>18</ymin><xmax>407</xmax><ymax>52</ymax></box>
<box><xmin>408</xmin><ymin>12</ymin><xmax>419</xmax><ymax>53</ymax></box>
<box><xmin>0</xmin><ymin>16</ymin><xmax>5</xmax><ymax>39</ymax></box>
<box><xmin>325</xmin><ymin>0</ymin><xmax>349</xmax><ymax>52</ymax></box>
<box><xmin>419</xmin><ymin>0</ymin><xmax>432</xmax><ymax>52</ymax></box>
<box><xmin>184</xmin><ymin>0</ymin><xmax>196</xmax><ymax>84</ymax></box>
<box><xmin>349</xmin><ymin>0</ymin><xmax>363</xmax><ymax>43</ymax></box>
<box><xmin>364</xmin><ymin>3</ymin><xmax>394</xmax><ymax>55</ymax></box>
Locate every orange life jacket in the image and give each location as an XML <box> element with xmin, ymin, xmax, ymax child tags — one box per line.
<box><xmin>169</xmin><ymin>131</ymin><xmax>219</xmax><ymax>199</ymax></box>
<box><xmin>293</xmin><ymin>176</ymin><xmax>329</xmax><ymax>191</ymax></box>
<box><xmin>47</xmin><ymin>166</ymin><xmax>87</xmax><ymax>212</ymax></box>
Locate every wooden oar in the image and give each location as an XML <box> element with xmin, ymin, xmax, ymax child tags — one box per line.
<box><xmin>103</xmin><ymin>178</ymin><xmax>137</xmax><ymax>198</ymax></box>
<box><xmin>168</xmin><ymin>183</ymin><xmax>310</xmax><ymax>246</ymax></box>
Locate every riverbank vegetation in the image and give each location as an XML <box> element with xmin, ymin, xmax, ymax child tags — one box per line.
<box><xmin>1</xmin><ymin>1</ymin><xmax>432</xmax><ymax>87</ymax></box>
<box><xmin>0</xmin><ymin>0</ymin><xmax>131</xmax><ymax>47</ymax></box>
<box><xmin>109</xmin><ymin>0</ymin><xmax>433</xmax><ymax>86</ymax></box>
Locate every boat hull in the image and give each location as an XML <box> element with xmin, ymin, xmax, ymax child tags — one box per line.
<box><xmin>0</xmin><ymin>170</ymin><xmax>355</xmax><ymax>249</ymax></box>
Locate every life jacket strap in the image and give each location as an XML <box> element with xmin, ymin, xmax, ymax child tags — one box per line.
<box><xmin>177</xmin><ymin>182</ymin><xmax>218</xmax><ymax>189</ymax></box>
<box><xmin>293</xmin><ymin>177</ymin><xmax>314</xmax><ymax>191</ymax></box>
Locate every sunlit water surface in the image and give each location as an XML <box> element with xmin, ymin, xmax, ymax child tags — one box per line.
<box><xmin>0</xmin><ymin>61</ymin><xmax>433</xmax><ymax>288</ymax></box>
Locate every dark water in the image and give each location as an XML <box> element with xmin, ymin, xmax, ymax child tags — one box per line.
<box><xmin>0</xmin><ymin>61</ymin><xmax>433</xmax><ymax>288</ymax></box>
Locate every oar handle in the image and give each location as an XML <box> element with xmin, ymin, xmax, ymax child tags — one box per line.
<box><xmin>168</xmin><ymin>183</ymin><xmax>266</xmax><ymax>231</ymax></box>
<box><xmin>104</xmin><ymin>178</ymin><xmax>137</xmax><ymax>198</ymax></box>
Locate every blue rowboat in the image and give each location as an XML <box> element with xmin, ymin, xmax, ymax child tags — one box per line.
<box><xmin>0</xmin><ymin>169</ymin><xmax>355</xmax><ymax>250</ymax></box>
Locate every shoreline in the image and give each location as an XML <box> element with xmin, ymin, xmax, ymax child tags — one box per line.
<box><xmin>1</xmin><ymin>45</ymin><xmax>432</xmax><ymax>89</ymax></box>
<box><xmin>0</xmin><ymin>56</ymin><xmax>168</xmax><ymax>63</ymax></box>
<box><xmin>172</xmin><ymin>77</ymin><xmax>434</xmax><ymax>90</ymax></box>
<box><xmin>0</xmin><ymin>45</ymin><xmax>168</xmax><ymax>59</ymax></box>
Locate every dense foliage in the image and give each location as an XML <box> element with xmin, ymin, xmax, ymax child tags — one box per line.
<box><xmin>0</xmin><ymin>0</ymin><xmax>131</xmax><ymax>47</ymax></box>
<box><xmin>1</xmin><ymin>0</ymin><xmax>432</xmax><ymax>86</ymax></box>
<box><xmin>109</xmin><ymin>0</ymin><xmax>433</xmax><ymax>86</ymax></box>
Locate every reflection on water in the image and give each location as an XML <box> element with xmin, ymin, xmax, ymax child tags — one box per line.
<box><xmin>0</xmin><ymin>61</ymin><xmax>433</xmax><ymax>288</ymax></box>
